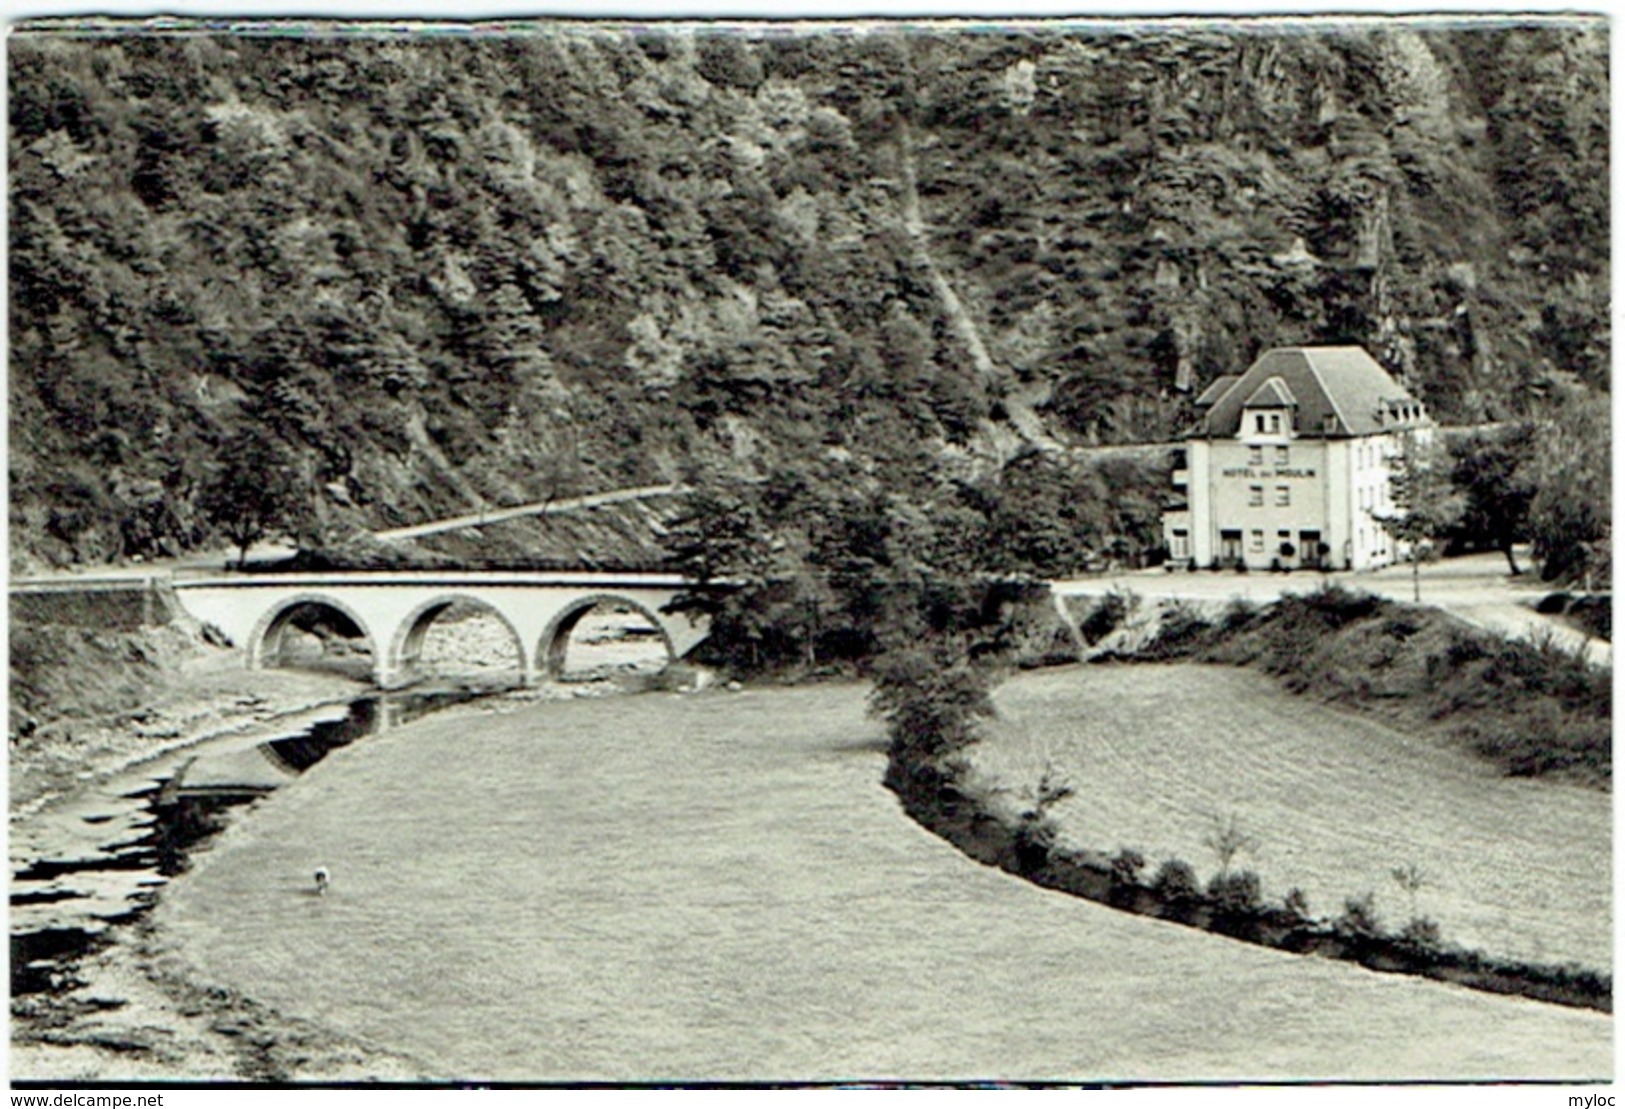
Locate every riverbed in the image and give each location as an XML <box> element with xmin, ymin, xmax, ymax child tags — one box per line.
<box><xmin>9</xmin><ymin>609</ymin><xmax>672</xmax><ymax>1080</ymax></box>
<box><xmin>143</xmin><ymin>679</ymin><xmax>1609</xmax><ymax>1083</ymax></box>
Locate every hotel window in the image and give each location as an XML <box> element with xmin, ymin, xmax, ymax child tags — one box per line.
<box><xmin>1249</xmin><ymin>445</ymin><xmax>1263</xmax><ymax>465</ymax></box>
<box><xmin>1269</xmin><ymin>413</ymin><xmax>1282</xmax><ymax>433</ymax></box>
<box><xmin>1171</xmin><ymin>529</ymin><xmax>1189</xmax><ymax>559</ymax></box>
<box><xmin>1275</xmin><ymin>486</ymin><xmax>1290</xmax><ymax>507</ymax></box>
<box><xmin>1255</xmin><ymin>414</ymin><xmax>1267</xmax><ymax>433</ymax></box>
<box><xmin>1248</xmin><ymin>485</ymin><xmax>1263</xmax><ymax>507</ymax></box>
<box><xmin>1250</xmin><ymin>529</ymin><xmax>1265</xmax><ymax>551</ymax></box>
<box><xmin>1276</xmin><ymin>445</ymin><xmax>1289</xmax><ymax>465</ymax></box>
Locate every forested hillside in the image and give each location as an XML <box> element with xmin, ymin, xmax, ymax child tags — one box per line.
<box><xmin>8</xmin><ymin>20</ymin><xmax>1608</xmax><ymax>571</ymax></box>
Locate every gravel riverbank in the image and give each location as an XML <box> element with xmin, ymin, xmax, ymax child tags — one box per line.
<box><xmin>9</xmin><ymin>640</ymin><xmax>388</xmax><ymax>1081</ymax></box>
<box><xmin>10</xmin><ymin>615</ymin><xmax>669</xmax><ymax>1083</ymax></box>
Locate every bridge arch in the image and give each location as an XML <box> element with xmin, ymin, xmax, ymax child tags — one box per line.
<box><xmin>248</xmin><ymin>593</ymin><xmax>379</xmax><ymax>677</ymax></box>
<box><xmin>389</xmin><ymin>594</ymin><xmax>528</xmax><ymax>685</ymax></box>
<box><xmin>537</xmin><ymin>593</ymin><xmax>677</xmax><ymax>680</ymax></box>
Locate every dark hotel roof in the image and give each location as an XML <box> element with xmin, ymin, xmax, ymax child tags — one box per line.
<box><xmin>1193</xmin><ymin>347</ymin><xmax>1426</xmax><ymax>439</ymax></box>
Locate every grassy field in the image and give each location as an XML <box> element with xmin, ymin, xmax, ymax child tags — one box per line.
<box><xmin>976</xmin><ymin>664</ymin><xmax>1612</xmax><ymax>973</ymax></box>
<box><xmin>149</xmin><ymin>682</ymin><xmax>1610</xmax><ymax>1083</ymax></box>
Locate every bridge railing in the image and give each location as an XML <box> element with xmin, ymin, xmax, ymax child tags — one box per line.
<box><xmin>177</xmin><ymin>554</ymin><xmax>689</xmax><ymax>576</ymax></box>
<box><xmin>9</xmin><ymin>576</ymin><xmax>165</xmax><ymax>593</ymax></box>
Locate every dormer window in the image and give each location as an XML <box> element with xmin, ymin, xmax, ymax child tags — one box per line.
<box><xmin>1245</xmin><ymin>408</ymin><xmax>1288</xmax><ymax>437</ymax></box>
<box><xmin>1240</xmin><ymin>376</ymin><xmax>1298</xmax><ymax>441</ymax></box>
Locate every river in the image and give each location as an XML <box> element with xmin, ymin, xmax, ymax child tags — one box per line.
<box><xmin>149</xmin><ymin>680</ymin><xmax>1610</xmax><ymax>1083</ymax></box>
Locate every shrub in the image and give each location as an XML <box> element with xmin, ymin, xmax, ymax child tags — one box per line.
<box><xmin>1282</xmin><ymin>887</ymin><xmax>1312</xmax><ymax>921</ymax></box>
<box><xmin>1004</xmin><ymin>589</ymin><xmax>1081</xmax><ymax>668</ymax></box>
<box><xmin>1453</xmin><ymin>700</ymin><xmax>1611</xmax><ymax>786</ymax></box>
<box><xmin>1334</xmin><ymin>892</ymin><xmax>1382</xmax><ymax>938</ymax></box>
<box><xmin>1220</xmin><ymin>597</ymin><xmax>1259</xmax><ymax>633</ymax></box>
<box><xmin>869</xmin><ymin>638</ymin><xmax>999</xmax><ymax>762</ymax></box>
<box><xmin>1013</xmin><ymin>813</ymin><xmax>1056</xmax><ymax>869</ymax></box>
<box><xmin>1297</xmin><ymin>584</ymin><xmax>1386</xmax><ymax>628</ymax></box>
<box><xmin>1078</xmin><ymin>587</ymin><xmax>1137</xmax><ymax>645</ymax></box>
<box><xmin>1207</xmin><ymin>869</ymin><xmax>1263</xmax><ymax>914</ymax></box>
<box><xmin>1138</xmin><ymin>600</ymin><xmax>1212</xmax><ymax>660</ymax></box>
<box><xmin>1110</xmin><ymin>847</ymin><xmax>1146</xmax><ymax>887</ymax></box>
<box><xmin>1382</xmin><ymin>615</ymin><xmax>1421</xmax><ymax>640</ymax></box>
<box><xmin>1400</xmin><ymin>917</ymin><xmax>1442</xmax><ymax>948</ymax></box>
<box><xmin>1150</xmin><ymin>858</ymin><xmax>1201</xmax><ymax>901</ymax></box>
<box><xmin>1442</xmin><ymin>630</ymin><xmax>1491</xmax><ymax>667</ymax></box>
<box><xmin>1536</xmin><ymin>591</ymin><xmax>1573</xmax><ymax>615</ymax></box>
<box><xmin>1568</xmin><ymin>594</ymin><xmax>1611</xmax><ymax>641</ymax></box>
<box><xmin>1202</xmin><ymin>812</ymin><xmax>1259</xmax><ymax>877</ymax></box>
<box><xmin>1389</xmin><ymin>860</ymin><xmax>1428</xmax><ymax>919</ymax></box>
<box><xmin>1011</xmin><ymin>767</ymin><xmax>1073</xmax><ymax>872</ymax></box>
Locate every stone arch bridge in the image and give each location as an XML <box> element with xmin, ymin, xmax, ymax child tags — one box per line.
<box><xmin>169</xmin><ymin>570</ymin><xmax>714</xmax><ymax>689</ymax></box>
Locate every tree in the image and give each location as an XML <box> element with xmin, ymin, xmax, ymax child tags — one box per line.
<box><xmin>1376</xmin><ymin>431</ymin><xmax>1465</xmax><ymax>602</ymax></box>
<box><xmin>1389</xmin><ymin>860</ymin><xmax>1428</xmax><ymax>921</ymax></box>
<box><xmin>1202</xmin><ymin>811</ymin><xmax>1258</xmax><ymax>881</ymax></box>
<box><xmin>198</xmin><ymin>428</ymin><xmax>306</xmax><ymax>567</ymax></box>
<box><xmin>1524</xmin><ymin>393</ymin><xmax>1611</xmax><ymax>587</ymax></box>
<box><xmin>869</xmin><ymin>633</ymin><xmax>999</xmax><ymax>761</ymax></box>
<box><xmin>665</xmin><ymin>482</ymin><xmax>839</xmax><ymax>670</ymax></box>
<box><xmin>1449</xmin><ymin>422</ymin><xmax>1536</xmax><ymax>574</ymax></box>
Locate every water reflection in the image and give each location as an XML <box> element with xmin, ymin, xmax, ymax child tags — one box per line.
<box><xmin>11</xmin><ymin>689</ymin><xmax>480</xmax><ymax>996</ymax></box>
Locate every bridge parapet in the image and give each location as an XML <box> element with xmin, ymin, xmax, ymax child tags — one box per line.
<box><xmin>11</xmin><ymin>577</ymin><xmax>177</xmax><ymax>630</ymax></box>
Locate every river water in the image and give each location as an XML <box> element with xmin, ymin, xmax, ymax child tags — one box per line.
<box><xmin>152</xmin><ymin>679</ymin><xmax>1612</xmax><ymax>1083</ymax></box>
<box><xmin>9</xmin><ymin>690</ymin><xmax>482</xmax><ymax>996</ymax></box>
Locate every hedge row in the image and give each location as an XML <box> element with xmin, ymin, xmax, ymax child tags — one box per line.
<box><xmin>884</xmin><ymin>757</ymin><xmax>1610</xmax><ymax>1014</ymax></box>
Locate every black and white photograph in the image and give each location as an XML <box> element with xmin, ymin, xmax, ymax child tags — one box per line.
<box><xmin>6</xmin><ymin>7</ymin><xmax>1612</xmax><ymax>1089</ymax></box>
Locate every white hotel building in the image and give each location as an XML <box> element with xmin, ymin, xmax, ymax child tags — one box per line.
<box><xmin>1162</xmin><ymin>346</ymin><xmax>1432</xmax><ymax>572</ymax></box>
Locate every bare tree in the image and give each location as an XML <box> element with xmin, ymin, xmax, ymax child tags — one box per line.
<box><xmin>1376</xmin><ymin>431</ymin><xmax>1464</xmax><ymax>602</ymax></box>
<box><xmin>1389</xmin><ymin>860</ymin><xmax>1428</xmax><ymax>921</ymax></box>
<box><xmin>1202</xmin><ymin>811</ymin><xmax>1259</xmax><ymax>880</ymax></box>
